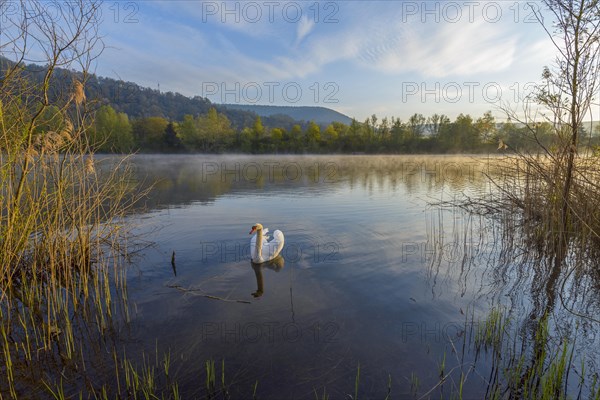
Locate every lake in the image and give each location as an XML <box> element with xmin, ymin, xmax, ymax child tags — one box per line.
<box><xmin>111</xmin><ymin>154</ymin><xmax>600</xmax><ymax>399</ymax></box>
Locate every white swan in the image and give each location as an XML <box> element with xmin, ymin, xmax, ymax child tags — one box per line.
<box><xmin>249</xmin><ymin>223</ymin><xmax>284</xmax><ymax>263</ymax></box>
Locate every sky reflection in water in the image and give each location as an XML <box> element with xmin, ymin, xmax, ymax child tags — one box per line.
<box><xmin>119</xmin><ymin>155</ymin><xmax>518</xmax><ymax>398</ymax></box>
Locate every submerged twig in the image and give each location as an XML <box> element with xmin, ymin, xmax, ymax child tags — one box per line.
<box><xmin>166</xmin><ymin>285</ymin><xmax>251</xmax><ymax>304</ymax></box>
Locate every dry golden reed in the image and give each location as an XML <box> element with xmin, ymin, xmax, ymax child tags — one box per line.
<box><xmin>73</xmin><ymin>80</ymin><xmax>86</xmax><ymax>105</ymax></box>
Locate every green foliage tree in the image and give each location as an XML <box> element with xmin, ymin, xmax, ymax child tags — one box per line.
<box><xmin>177</xmin><ymin>114</ymin><xmax>198</xmax><ymax>149</ymax></box>
<box><xmin>427</xmin><ymin>114</ymin><xmax>451</xmax><ymax>138</ymax></box>
<box><xmin>132</xmin><ymin>116</ymin><xmax>169</xmax><ymax>151</ymax></box>
<box><xmin>475</xmin><ymin>111</ymin><xmax>497</xmax><ymax>145</ymax></box>
<box><xmin>270</xmin><ymin>127</ymin><xmax>284</xmax><ymax>152</ymax></box>
<box><xmin>408</xmin><ymin>113</ymin><xmax>426</xmax><ymax>138</ymax></box>
<box><xmin>288</xmin><ymin>124</ymin><xmax>304</xmax><ymax>153</ymax></box>
<box><xmin>239</xmin><ymin>127</ymin><xmax>254</xmax><ymax>153</ymax></box>
<box><xmin>323</xmin><ymin>124</ymin><xmax>339</xmax><ymax>151</ymax></box>
<box><xmin>252</xmin><ymin>116</ymin><xmax>265</xmax><ymax>153</ymax></box>
<box><xmin>345</xmin><ymin>118</ymin><xmax>364</xmax><ymax>152</ymax></box>
<box><xmin>361</xmin><ymin>115</ymin><xmax>380</xmax><ymax>152</ymax></box>
<box><xmin>305</xmin><ymin>121</ymin><xmax>321</xmax><ymax>152</ymax></box>
<box><xmin>378</xmin><ymin>117</ymin><xmax>390</xmax><ymax>145</ymax></box>
<box><xmin>163</xmin><ymin>121</ymin><xmax>182</xmax><ymax>151</ymax></box>
<box><xmin>405</xmin><ymin>113</ymin><xmax>427</xmax><ymax>151</ymax></box>
<box><xmin>390</xmin><ymin>118</ymin><xmax>407</xmax><ymax>151</ymax></box>
<box><xmin>175</xmin><ymin>108</ymin><xmax>233</xmax><ymax>152</ymax></box>
<box><xmin>198</xmin><ymin>108</ymin><xmax>234</xmax><ymax>152</ymax></box>
<box><xmin>437</xmin><ymin>114</ymin><xmax>479</xmax><ymax>152</ymax></box>
<box><xmin>93</xmin><ymin>105</ymin><xmax>133</xmax><ymax>152</ymax></box>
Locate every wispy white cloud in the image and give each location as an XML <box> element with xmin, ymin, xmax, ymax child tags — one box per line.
<box><xmin>362</xmin><ymin>19</ymin><xmax>518</xmax><ymax>77</ymax></box>
<box><xmin>220</xmin><ymin>6</ymin><xmax>523</xmax><ymax>81</ymax></box>
<box><xmin>295</xmin><ymin>15</ymin><xmax>315</xmax><ymax>46</ymax></box>
<box><xmin>95</xmin><ymin>1</ymin><xmax>555</xmax><ymax>119</ymax></box>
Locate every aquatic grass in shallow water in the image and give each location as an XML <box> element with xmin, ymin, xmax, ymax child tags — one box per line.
<box><xmin>404</xmin><ymin>307</ymin><xmax>598</xmax><ymax>400</ymax></box>
<box><xmin>1</xmin><ymin>32</ymin><xmax>145</xmax><ymax>394</ymax></box>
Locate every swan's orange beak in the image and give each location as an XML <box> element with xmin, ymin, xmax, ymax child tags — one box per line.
<box><xmin>249</xmin><ymin>226</ymin><xmax>256</xmax><ymax>235</ymax></box>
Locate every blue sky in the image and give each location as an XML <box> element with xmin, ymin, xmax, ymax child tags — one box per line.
<box><xmin>97</xmin><ymin>1</ymin><xmax>556</xmax><ymax>121</ymax></box>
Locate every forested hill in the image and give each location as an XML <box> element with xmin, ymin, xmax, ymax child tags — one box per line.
<box><xmin>85</xmin><ymin>75</ymin><xmax>302</xmax><ymax>129</ymax></box>
<box><xmin>87</xmin><ymin>77</ymin><xmax>351</xmax><ymax>128</ymax></box>
<box><xmin>222</xmin><ymin>104</ymin><xmax>353</xmax><ymax>125</ymax></box>
<box><xmin>0</xmin><ymin>56</ymin><xmax>349</xmax><ymax>130</ymax></box>
<box><xmin>82</xmin><ymin>75</ymin><xmax>299</xmax><ymax>130</ymax></box>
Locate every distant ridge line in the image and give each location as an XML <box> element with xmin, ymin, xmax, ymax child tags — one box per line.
<box><xmin>221</xmin><ymin>103</ymin><xmax>353</xmax><ymax>126</ymax></box>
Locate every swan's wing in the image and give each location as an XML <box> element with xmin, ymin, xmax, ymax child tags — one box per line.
<box><xmin>272</xmin><ymin>230</ymin><xmax>284</xmax><ymax>243</ymax></box>
<box><xmin>262</xmin><ymin>230</ymin><xmax>284</xmax><ymax>261</ymax></box>
<box><xmin>262</xmin><ymin>228</ymin><xmax>271</xmax><ymax>241</ymax></box>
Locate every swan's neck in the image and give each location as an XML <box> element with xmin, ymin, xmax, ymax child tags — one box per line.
<box><xmin>255</xmin><ymin>229</ymin><xmax>263</xmax><ymax>260</ymax></box>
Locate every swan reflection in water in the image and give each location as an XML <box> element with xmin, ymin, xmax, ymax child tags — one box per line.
<box><xmin>251</xmin><ymin>256</ymin><xmax>285</xmax><ymax>298</ymax></box>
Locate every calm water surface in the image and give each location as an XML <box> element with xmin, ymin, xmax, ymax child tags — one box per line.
<box><xmin>114</xmin><ymin>154</ymin><xmax>575</xmax><ymax>399</ymax></box>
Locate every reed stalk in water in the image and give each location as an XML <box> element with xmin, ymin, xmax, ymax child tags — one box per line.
<box><xmin>0</xmin><ymin>1</ymin><xmax>145</xmax><ymax>397</ymax></box>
